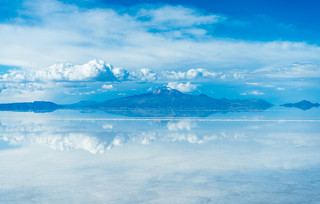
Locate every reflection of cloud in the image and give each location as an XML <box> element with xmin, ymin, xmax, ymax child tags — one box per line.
<box><xmin>1</xmin><ymin>118</ymin><xmax>320</xmax><ymax>155</ymax></box>
<box><xmin>107</xmin><ymin>136</ymin><xmax>125</xmax><ymax>151</ymax></box>
<box><xmin>0</xmin><ymin>119</ymin><xmax>224</xmax><ymax>153</ymax></box>
<box><xmin>167</xmin><ymin>120</ymin><xmax>195</xmax><ymax>131</ymax></box>
<box><xmin>102</xmin><ymin>124</ymin><xmax>113</xmax><ymax>129</ymax></box>
<box><xmin>140</xmin><ymin>132</ymin><xmax>157</xmax><ymax>145</ymax></box>
<box><xmin>1</xmin><ymin>116</ymin><xmax>320</xmax><ymax>204</ymax></box>
<box><xmin>168</xmin><ymin>133</ymin><xmax>221</xmax><ymax>144</ymax></box>
<box><xmin>2</xmin><ymin>132</ymin><xmax>107</xmax><ymax>154</ymax></box>
<box><xmin>256</xmin><ymin>132</ymin><xmax>320</xmax><ymax>147</ymax></box>
<box><xmin>0</xmin><ymin>120</ymin><xmax>113</xmax><ymax>154</ymax></box>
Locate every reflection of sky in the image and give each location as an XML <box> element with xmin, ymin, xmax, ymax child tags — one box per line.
<box><xmin>1</xmin><ymin>112</ymin><xmax>320</xmax><ymax>153</ymax></box>
<box><xmin>0</xmin><ymin>111</ymin><xmax>320</xmax><ymax>203</ymax></box>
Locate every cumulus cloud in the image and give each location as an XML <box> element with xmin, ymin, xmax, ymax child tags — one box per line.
<box><xmin>166</xmin><ymin>82</ymin><xmax>197</xmax><ymax>92</ymax></box>
<box><xmin>111</xmin><ymin>67</ymin><xmax>129</xmax><ymax>81</ymax></box>
<box><xmin>129</xmin><ymin>68</ymin><xmax>158</xmax><ymax>82</ymax></box>
<box><xmin>0</xmin><ymin>61</ymin><xmax>222</xmax><ymax>84</ymax></box>
<box><xmin>0</xmin><ymin>60</ymin><xmax>118</xmax><ymax>82</ymax></box>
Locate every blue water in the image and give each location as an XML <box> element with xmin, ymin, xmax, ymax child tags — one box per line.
<box><xmin>0</xmin><ymin>108</ymin><xmax>319</xmax><ymax>203</ymax></box>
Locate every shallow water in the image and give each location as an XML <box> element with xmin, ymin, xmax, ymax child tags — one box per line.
<box><xmin>0</xmin><ymin>108</ymin><xmax>320</xmax><ymax>203</ymax></box>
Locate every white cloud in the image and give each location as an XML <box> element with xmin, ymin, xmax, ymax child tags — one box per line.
<box><xmin>137</xmin><ymin>5</ymin><xmax>222</xmax><ymax>29</ymax></box>
<box><xmin>166</xmin><ymin>82</ymin><xmax>197</xmax><ymax>92</ymax></box>
<box><xmin>0</xmin><ymin>82</ymin><xmax>55</xmax><ymax>102</ymax></box>
<box><xmin>245</xmin><ymin>82</ymin><xmax>259</xmax><ymax>86</ymax></box>
<box><xmin>233</xmin><ymin>72</ymin><xmax>247</xmax><ymax>79</ymax></box>
<box><xmin>254</xmin><ymin>63</ymin><xmax>320</xmax><ymax>78</ymax></box>
<box><xmin>162</xmin><ymin>68</ymin><xmax>218</xmax><ymax>80</ymax></box>
<box><xmin>0</xmin><ymin>59</ymin><xmax>117</xmax><ymax>82</ymax></box>
<box><xmin>241</xmin><ymin>90</ymin><xmax>265</xmax><ymax>96</ymax></box>
<box><xmin>0</xmin><ymin>0</ymin><xmax>319</xmax><ymax>71</ymax></box>
<box><xmin>102</xmin><ymin>84</ymin><xmax>114</xmax><ymax>90</ymax></box>
<box><xmin>129</xmin><ymin>68</ymin><xmax>157</xmax><ymax>81</ymax></box>
<box><xmin>111</xmin><ymin>67</ymin><xmax>129</xmax><ymax>81</ymax></box>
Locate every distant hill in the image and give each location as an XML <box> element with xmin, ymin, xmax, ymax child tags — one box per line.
<box><xmin>0</xmin><ymin>87</ymin><xmax>273</xmax><ymax>116</ymax></box>
<box><xmin>63</xmin><ymin>100</ymin><xmax>98</xmax><ymax>109</ymax></box>
<box><xmin>281</xmin><ymin>100</ymin><xmax>320</xmax><ymax>110</ymax></box>
<box><xmin>0</xmin><ymin>101</ymin><xmax>60</xmax><ymax>113</ymax></box>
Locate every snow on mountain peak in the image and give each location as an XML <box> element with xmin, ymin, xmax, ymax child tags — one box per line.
<box><xmin>152</xmin><ymin>86</ymin><xmax>182</xmax><ymax>95</ymax></box>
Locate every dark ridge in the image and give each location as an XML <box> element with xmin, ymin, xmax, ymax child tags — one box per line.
<box><xmin>0</xmin><ymin>101</ymin><xmax>60</xmax><ymax>113</ymax></box>
<box><xmin>281</xmin><ymin>100</ymin><xmax>320</xmax><ymax>110</ymax></box>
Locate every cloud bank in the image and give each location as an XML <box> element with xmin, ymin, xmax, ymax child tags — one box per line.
<box><xmin>1</xmin><ymin>0</ymin><xmax>320</xmax><ymax>70</ymax></box>
<box><xmin>0</xmin><ymin>60</ymin><xmax>224</xmax><ymax>83</ymax></box>
<box><xmin>3</xmin><ymin>59</ymin><xmax>319</xmax><ymax>84</ymax></box>
<box><xmin>1</xmin><ymin>60</ymin><xmax>117</xmax><ymax>82</ymax></box>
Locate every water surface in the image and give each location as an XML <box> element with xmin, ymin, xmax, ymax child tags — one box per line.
<box><xmin>0</xmin><ymin>108</ymin><xmax>320</xmax><ymax>203</ymax></box>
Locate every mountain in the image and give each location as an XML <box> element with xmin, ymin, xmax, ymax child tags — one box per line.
<box><xmin>0</xmin><ymin>101</ymin><xmax>60</xmax><ymax>113</ymax></box>
<box><xmin>281</xmin><ymin>100</ymin><xmax>320</xmax><ymax>110</ymax></box>
<box><xmin>89</xmin><ymin>87</ymin><xmax>273</xmax><ymax>116</ymax></box>
<box><xmin>63</xmin><ymin>100</ymin><xmax>98</xmax><ymax>109</ymax></box>
<box><xmin>0</xmin><ymin>87</ymin><xmax>273</xmax><ymax>116</ymax></box>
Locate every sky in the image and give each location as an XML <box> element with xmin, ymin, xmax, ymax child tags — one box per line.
<box><xmin>0</xmin><ymin>0</ymin><xmax>319</xmax><ymax>103</ymax></box>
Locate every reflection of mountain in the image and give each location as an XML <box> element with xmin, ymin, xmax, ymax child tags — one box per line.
<box><xmin>101</xmin><ymin>109</ymin><xmax>216</xmax><ymax>117</ymax></box>
<box><xmin>281</xmin><ymin>100</ymin><xmax>320</xmax><ymax>110</ymax></box>
<box><xmin>1</xmin><ymin>117</ymin><xmax>318</xmax><ymax>154</ymax></box>
<box><xmin>0</xmin><ymin>87</ymin><xmax>272</xmax><ymax>116</ymax></box>
<box><xmin>0</xmin><ymin>119</ymin><xmax>222</xmax><ymax>153</ymax></box>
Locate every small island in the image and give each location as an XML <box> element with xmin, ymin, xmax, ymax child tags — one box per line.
<box><xmin>281</xmin><ymin>100</ymin><xmax>320</xmax><ymax>110</ymax></box>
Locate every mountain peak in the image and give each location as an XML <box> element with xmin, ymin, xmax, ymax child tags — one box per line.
<box><xmin>152</xmin><ymin>86</ymin><xmax>183</xmax><ymax>96</ymax></box>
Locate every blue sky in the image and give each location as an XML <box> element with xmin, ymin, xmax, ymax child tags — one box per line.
<box><xmin>88</xmin><ymin>0</ymin><xmax>320</xmax><ymax>44</ymax></box>
<box><xmin>0</xmin><ymin>0</ymin><xmax>319</xmax><ymax>103</ymax></box>
<box><xmin>2</xmin><ymin>0</ymin><xmax>320</xmax><ymax>44</ymax></box>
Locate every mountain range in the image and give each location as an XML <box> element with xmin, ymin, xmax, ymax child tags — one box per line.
<box><xmin>0</xmin><ymin>87</ymin><xmax>274</xmax><ymax>117</ymax></box>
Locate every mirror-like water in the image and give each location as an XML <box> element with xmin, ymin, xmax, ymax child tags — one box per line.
<box><xmin>0</xmin><ymin>109</ymin><xmax>320</xmax><ymax>203</ymax></box>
